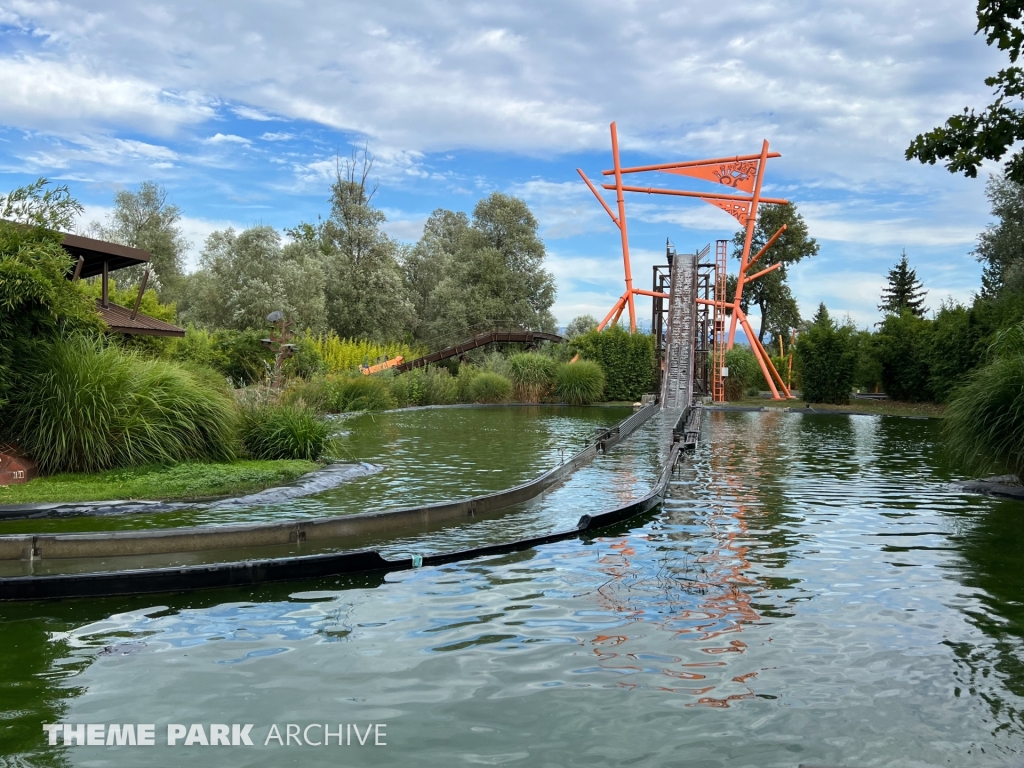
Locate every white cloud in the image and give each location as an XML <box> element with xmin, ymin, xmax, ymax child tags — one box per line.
<box><xmin>232</xmin><ymin>106</ymin><xmax>276</xmax><ymax>121</ymax></box>
<box><xmin>260</xmin><ymin>132</ymin><xmax>295</xmax><ymax>141</ymax></box>
<box><xmin>204</xmin><ymin>133</ymin><xmax>251</xmax><ymax>145</ymax></box>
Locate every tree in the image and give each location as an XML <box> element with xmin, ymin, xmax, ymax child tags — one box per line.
<box><xmin>90</xmin><ymin>181</ymin><xmax>190</xmax><ymax>299</ymax></box>
<box><xmin>879</xmin><ymin>250</ymin><xmax>928</xmax><ymax>317</ymax></box>
<box><xmin>731</xmin><ymin>203</ymin><xmax>817</xmax><ymax>342</ymax></box>
<box><xmin>317</xmin><ymin>152</ymin><xmax>415</xmax><ymax>341</ymax></box>
<box><xmin>403</xmin><ymin>209</ymin><xmax>470</xmax><ymax>338</ymax></box>
<box><xmin>876</xmin><ymin>311</ymin><xmax>934</xmax><ymax>401</ymax></box>
<box><xmin>564</xmin><ymin>314</ymin><xmax>598</xmax><ymax>339</ymax></box>
<box><xmin>974</xmin><ymin>174</ymin><xmax>1024</xmax><ymax>295</ymax></box>
<box><xmin>179</xmin><ymin>225</ymin><xmax>326</xmax><ymax>332</ymax></box>
<box><xmin>906</xmin><ymin>2</ymin><xmax>1024</xmax><ymax>183</ymax></box>
<box><xmin>795</xmin><ymin>303</ymin><xmax>858</xmax><ymax>404</ymax></box>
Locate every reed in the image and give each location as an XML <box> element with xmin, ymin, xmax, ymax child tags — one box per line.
<box><xmin>238</xmin><ymin>400</ymin><xmax>337</xmax><ymax>461</ymax></box>
<box><xmin>554</xmin><ymin>360</ymin><xmax>605</xmax><ymax>405</ymax></box>
<box><xmin>506</xmin><ymin>353</ymin><xmax>554</xmax><ymax>402</ymax></box>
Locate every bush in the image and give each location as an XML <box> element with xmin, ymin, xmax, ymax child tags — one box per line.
<box><xmin>876</xmin><ymin>310</ymin><xmax>934</xmax><ymax>402</ymax></box>
<box><xmin>283</xmin><ymin>334</ymin><xmax>327</xmax><ymax>379</ymax></box>
<box><xmin>944</xmin><ymin>323</ymin><xmax>1024</xmax><ymax>477</ymax></box>
<box><xmin>281</xmin><ymin>373</ymin><xmax>396</xmax><ymax>413</ymax></box>
<box><xmin>215</xmin><ymin>329</ymin><xmax>275</xmax><ymax>385</ymax></box>
<box><xmin>570</xmin><ymin>325</ymin><xmax>655</xmax><ymax>401</ymax></box>
<box><xmin>506</xmin><ymin>352</ymin><xmax>554</xmax><ymax>402</ymax></box>
<box><xmin>311</xmin><ymin>332</ymin><xmax>418</xmax><ymax>374</ymax></box>
<box><xmin>390</xmin><ymin>367</ymin><xmax>459</xmax><ymax>407</ymax></box>
<box><xmin>554</xmin><ymin>360</ymin><xmax>605</xmax><ymax>405</ymax></box>
<box><xmin>469</xmin><ymin>372</ymin><xmax>513</xmax><ymax>403</ymax></box>
<box><xmin>7</xmin><ymin>335</ymin><xmax>237</xmax><ymax>474</ymax></box>
<box><xmin>238</xmin><ymin>400</ymin><xmax>336</xmax><ymax>461</ymax></box>
<box><xmin>795</xmin><ymin>304</ymin><xmax>858</xmax><ymax>404</ymax></box>
<box><xmin>929</xmin><ymin>302</ymin><xmax>986</xmax><ymax>403</ymax></box>
<box><xmin>457</xmin><ymin>364</ymin><xmax>482</xmax><ymax>402</ymax></box>
<box><xmin>724</xmin><ymin>346</ymin><xmax>762</xmax><ymax>400</ymax></box>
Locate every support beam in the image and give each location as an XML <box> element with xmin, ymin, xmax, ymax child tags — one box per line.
<box><xmin>744</xmin><ymin>262</ymin><xmax>783</xmax><ymax>284</ymax></box>
<box><xmin>610</xmin><ymin>122</ymin><xmax>637</xmax><ymax>333</ymax></box>
<box><xmin>101</xmin><ymin>260</ymin><xmax>109</xmax><ymax>308</ymax></box>
<box><xmin>72</xmin><ymin>256</ymin><xmax>84</xmax><ymax>281</ymax></box>
<box><xmin>602</xmin><ymin>152</ymin><xmax>782</xmax><ymax>176</ymax></box>
<box><xmin>597</xmin><ymin>294</ymin><xmax>627</xmax><ymax>331</ymax></box>
<box><xmin>744</xmin><ymin>224</ymin><xmax>787</xmax><ymax>272</ymax></box>
<box><xmin>735</xmin><ymin>307</ymin><xmax>780</xmax><ymax>399</ymax></box>
<box><xmin>727</xmin><ymin>140</ymin><xmax>771</xmax><ymax>349</ymax></box>
<box><xmin>600</xmin><ymin>184</ymin><xmax>787</xmax><ymax>206</ymax></box>
<box><xmin>130</xmin><ymin>268</ymin><xmax>150</xmax><ymax>321</ymax></box>
<box><xmin>577</xmin><ymin>169</ymin><xmax>620</xmax><ymax>227</ymax></box>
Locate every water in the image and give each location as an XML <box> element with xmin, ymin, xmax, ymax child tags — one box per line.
<box><xmin>4</xmin><ymin>410</ymin><xmax>1024</xmax><ymax>767</ymax></box>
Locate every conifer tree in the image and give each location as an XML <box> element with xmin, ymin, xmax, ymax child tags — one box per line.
<box><xmin>879</xmin><ymin>250</ymin><xmax>928</xmax><ymax>317</ymax></box>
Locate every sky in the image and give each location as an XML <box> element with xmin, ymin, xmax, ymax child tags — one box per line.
<box><xmin>0</xmin><ymin>0</ymin><xmax>1011</xmax><ymax>330</ymax></box>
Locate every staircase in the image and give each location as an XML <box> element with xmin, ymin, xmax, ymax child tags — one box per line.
<box><xmin>661</xmin><ymin>251</ymin><xmax>697</xmax><ymax>410</ymax></box>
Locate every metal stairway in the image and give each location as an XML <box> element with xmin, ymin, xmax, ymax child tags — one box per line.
<box><xmin>661</xmin><ymin>251</ymin><xmax>697</xmax><ymax>410</ymax></box>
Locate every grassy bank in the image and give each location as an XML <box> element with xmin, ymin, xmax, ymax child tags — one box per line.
<box><xmin>0</xmin><ymin>459</ymin><xmax>319</xmax><ymax>505</ymax></box>
<box><xmin>725</xmin><ymin>398</ymin><xmax>946</xmax><ymax>418</ymax></box>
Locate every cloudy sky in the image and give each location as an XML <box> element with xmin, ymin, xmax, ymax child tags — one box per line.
<box><xmin>0</xmin><ymin>0</ymin><xmax>1009</xmax><ymax>329</ymax></box>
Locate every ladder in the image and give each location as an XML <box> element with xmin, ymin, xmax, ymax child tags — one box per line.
<box><xmin>712</xmin><ymin>240</ymin><xmax>727</xmax><ymax>403</ymax></box>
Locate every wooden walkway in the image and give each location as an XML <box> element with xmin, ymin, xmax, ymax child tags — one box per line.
<box><xmin>395</xmin><ymin>329</ymin><xmax>563</xmax><ymax>373</ymax></box>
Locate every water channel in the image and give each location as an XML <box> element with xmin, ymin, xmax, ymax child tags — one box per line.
<box><xmin>3</xmin><ymin>408</ymin><xmax>1024</xmax><ymax>766</ymax></box>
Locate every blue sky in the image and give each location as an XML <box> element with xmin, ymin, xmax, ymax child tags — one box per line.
<box><xmin>0</xmin><ymin>0</ymin><xmax>1010</xmax><ymax>330</ymax></box>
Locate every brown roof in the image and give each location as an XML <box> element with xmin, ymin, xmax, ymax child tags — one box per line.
<box><xmin>96</xmin><ymin>300</ymin><xmax>185</xmax><ymax>337</ymax></box>
<box><xmin>62</xmin><ymin>232</ymin><xmax>150</xmax><ymax>277</ymax></box>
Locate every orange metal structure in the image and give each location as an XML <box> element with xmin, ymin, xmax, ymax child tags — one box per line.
<box><xmin>578</xmin><ymin>122</ymin><xmax>795</xmax><ymax>400</ymax></box>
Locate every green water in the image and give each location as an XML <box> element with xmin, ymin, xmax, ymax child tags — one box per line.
<box><xmin>0</xmin><ymin>405</ymin><xmax>630</xmax><ymax>535</ymax></box>
<box><xmin>4</xmin><ymin>410</ymin><xmax>1024</xmax><ymax>766</ymax></box>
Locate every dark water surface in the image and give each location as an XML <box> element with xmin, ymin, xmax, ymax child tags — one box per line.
<box><xmin>3</xmin><ymin>410</ymin><xmax>1024</xmax><ymax>767</ymax></box>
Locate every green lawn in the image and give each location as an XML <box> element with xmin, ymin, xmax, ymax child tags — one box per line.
<box><xmin>727</xmin><ymin>397</ymin><xmax>946</xmax><ymax>418</ymax></box>
<box><xmin>0</xmin><ymin>459</ymin><xmax>320</xmax><ymax>505</ymax></box>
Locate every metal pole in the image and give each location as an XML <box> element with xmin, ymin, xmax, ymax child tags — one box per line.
<box><xmin>728</xmin><ymin>140</ymin><xmax>771</xmax><ymax>349</ymax></box>
<box><xmin>610</xmin><ymin>122</ymin><xmax>637</xmax><ymax>333</ymax></box>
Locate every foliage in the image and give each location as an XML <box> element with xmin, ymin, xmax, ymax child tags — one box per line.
<box><xmin>731</xmin><ymin>203</ymin><xmax>817</xmax><ymax>342</ymax></box>
<box><xmin>974</xmin><ymin>174</ymin><xmax>1024</xmax><ymax>295</ymax></box>
<box><xmin>564</xmin><ymin>314</ymin><xmax>598</xmax><ymax>340</ymax></box>
<box><xmin>570</xmin><ymin>325</ymin><xmax>655</xmax><ymax>401</ymax></box>
<box><xmin>554</xmin><ymin>360</ymin><xmax>605</xmax><ymax>405</ymax></box>
<box><xmin>469</xmin><ymin>372</ymin><xmax>513</xmax><ymax>403</ymax></box>
<box><xmin>282</xmin><ymin>333</ymin><xmax>327</xmax><ymax>379</ymax></box>
<box><xmin>179</xmin><ymin>225</ymin><xmax>326</xmax><ymax>333</ymax></box>
<box><xmin>310</xmin><ymin>331</ymin><xmax>417</xmax><ymax>374</ymax></box>
<box><xmin>795</xmin><ymin>304</ymin><xmax>858</xmax><ymax>404</ymax></box>
<box><xmin>906</xmin><ymin>2</ymin><xmax>1024</xmax><ymax>183</ymax></box>
<box><xmin>238</xmin><ymin>399</ymin><xmax>337</xmax><ymax>461</ymax></box>
<box><xmin>930</xmin><ymin>301</ymin><xmax>987</xmax><ymax>402</ymax></box>
<box><xmin>389</xmin><ymin>367</ymin><xmax>460</xmax><ymax>407</ymax></box>
<box><xmin>875</xmin><ymin>311</ymin><xmax>935</xmax><ymax>402</ymax></box>
<box><xmin>879</xmin><ymin>250</ymin><xmax>928</xmax><ymax>317</ymax></box>
<box><xmin>944</xmin><ymin>322</ymin><xmax>1024</xmax><ymax>477</ymax></box>
<box><xmin>280</xmin><ymin>373</ymin><xmax>396</xmax><ymax>413</ymax></box>
<box><xmin>0</xmin><ymin>459</ymin><xmax>318</xmax><ymax>504</ymax></box>
<box><xmin>506</xmin><ymin>352</ymin><xmax>555</xmax><ymax>402</ymax></box>
<box><xmin>86</xmin><ymin>181</ymin><xmax>190</xmax><ymax>299</ymax></box>
<box><xmin>724</xmin><ymin>345</ymin><xmax>762</xmax><ymax>400</ymax></box>
<box><xmin>5</xmin><ymin>335</ymin><xmax>237</xmax><ymax>474</ymax></box>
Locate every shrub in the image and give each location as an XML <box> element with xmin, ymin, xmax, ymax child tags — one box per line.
<box><xmin>929</xmin><ymin>301</ymin><xmax>986</xmax><ymax>403</ymax></box>
<box><xmin>795</xmin><ymin>304</ymin><xmax>858</xmax><ymax>404</ymax></box>
<box><xmin>311</xmin><ymin>332</ymin><xmax>418</xmax><ymax>374</ymax></box>
<box><xmin>238</xmin><ymin>400</ymin><xmax>336</xmax><ymax>461</ymax></box>
<box><xmin>7</xmin><ymin>335</ymin><xmax>237</xmax><ymax>474</ymax></box>
<box><xmin>506</xmin><ymin>352</ymin><xmax>555</xmax><ymax>402</ymax></box>
<box><xmin>469</xmin><ymin>372</ymin><xmax>513</xmax><ymax>403</ymax></box>
<box><xmin>944</xmin><ymin>323</ymin><xmax>1024</xmax><ymax>477</ymax></box>
<box><xmin>456</xmin><ymin>364</ymin><xmax>482</xmax><ymax>402</ymax></box>
<box><xmin>570</xmin><ymin>325</ymin><xmax>655</xmax><ymax>401</ymax></box>
<box><xmin>281</xmin><ymin>373</ymin><xmax>396</xmax><ymax>413</ymax></box>
<box><xmin>390</xmin><ymin>367</ymin><xmax>459</xmax><ymax>407</ymax></box>
<box><xmin>215</xmin><ymin>329</ymin><xmax>274</xmax><ymax>385</ymax></box>
<box><xmin>875</xmin><ymin>310</ymin><xmax>934</xmax><ymax>401</ymax></box>
<box><xmin>283</xmin><ymin>333</ymin><xmax>327</xmax><ymax>379</ymax></box>
<box><xmin>724</xmin><ymin>346</ymin><xmax>762</xmax><ymax>400</ymax></box>
<box><xmin>554</xmin><ymin>360</ymin><xmax>605</xmax><ymax>405</ymax></box>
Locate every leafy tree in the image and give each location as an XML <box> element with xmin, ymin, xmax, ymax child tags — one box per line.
<box><xmin>564</xmin><ymin>314</ymin><xmax>598</xmax><ymax>339</ymax></box>
<box><xmin>876</xmin><ymin>311</ymin><xmax>935</xmax><ymax>401</ymax></box>
<box><xmin>930</xmin><ymin>300</ymin><xmax>987</xmax><ymax>402</ymax></box>
<box><xmin>974</xmin><ymin>174</ymin><xmax>1024</xmax><ymax>295</ymax></box>
<box><xmin>89</xmin><ymin>181</ymin><xmax>190</xmax><ymax>299</ymax></box>
<box><xmin>794</xmin><ymin>304</ymin><xmax>858</xmax><ymax>404</ymax></box>
<box><xmin>879</xmin><ymin>250</ymin><xmax>928</xmax><ymax>317</ymax></box>
<box><xmin>317</xmin><ymin>152</ymin><xmax>415</xmax><ymax>342</ymax></box>
<box><xmin>179</xmin><ymin>225</ymin><xmax>326</xmax><ymax>332</ymax></box>
<box><xmin>0</xmin><ymin>180</ymin><xmax>101</xmax><ymax>412</ymax></box>
<box><xmin>731</xmin><ymin>203</ymin><xmax>817</xmax><ymax>342</ymax></box>
<box><xmin>403</xmin><ymin>209</ymin><xmax>470</xmax><ymax>338</ymax></box>
<box><xmin>906</xmin><ymin>1</ymin><xmax>1024</xmax><ymax>183</ymax></box>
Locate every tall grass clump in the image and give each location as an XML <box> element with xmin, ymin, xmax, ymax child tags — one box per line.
<box><xmin>390</xmin><ymin>367</ymin><xmax>459</xmax><ymax>407</ymax></box>
<box><xmin>554</xmin><ymin>360</ymin><xmax>605</xmax><ymax>405</ymax></box>
<box><xmin>238</xmin><ymin>400</ymin><xmax>337</xmax><ymax>461</ymax></box>
<box><xmin>7</xmin><ymin>336</ymin><xmax>237</xmax><ymax>474</ymax></box>
<box><xmin>506</xmin><ymin>353</ymin><xmax>554</xmax><ymax>402</ymax></box>
<box><xmin>469</xmin><ymin>372</ymin><xmax>513</xmax><ymax>403</ymax></box>
<box><xmin>282</xmin><ymin>374</ymin><xmax>396</xmax><ymax>413</ymax></box>
<box><xmin>944</xmin><ymin>323</ymin><xmax>1024</xmax><ymax>478</ymax></box>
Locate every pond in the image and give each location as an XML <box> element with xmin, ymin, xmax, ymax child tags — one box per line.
<box><xmin>3</xmin><ymin>410</ymin><xmax>1024</xmax><ymax>767</ymax></box>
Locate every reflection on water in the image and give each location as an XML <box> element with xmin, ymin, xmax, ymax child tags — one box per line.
<box><xmin>6</xmin><ymin>411</ymin><xmax>1024</xmax><ymax>766</ymax></box>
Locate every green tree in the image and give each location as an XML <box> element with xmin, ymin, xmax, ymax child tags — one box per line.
<box><xmin>929</xmin><ymin>300</ymin><xmax>987</xmax><ymax>402</ymax></box>
<box><xmin>564</xmin><ymin>314</ymin><xmax>598</xmax><ymax>339</ymax></box>
<box><xmin>879</xmin><ymin>250</ymin><xmax>928</xmax><ymax>317</ymax></box>
<box><xmin>876</xmin><ymin>311</ymin><xmax>935</xmax><ymax>401</ymax></box>
<box><xmin>403</xmin><ymin>209</ymin><xmax>469</xmax><ymax>338</ymax></box>
<box><xmin>317</xmin><ymin>153</ymin><xmax>415</xmax><ymax>341</ymax></box>
<box><xmin>0</xmin><ymin>179</ymin><xmax>101</xmax><ymax>411</ymax></box>
<box><xmin>974</xmin><ymin>174</ymin><xmax>1024</xmax><ymax>295</ymax></box>
<box><xmin>906</xmin><ymin>1</ymin><xmax>1024</xmax><ymax>183</ymax></box>
<box><xmin>179</xmin><ymin>226</ymin><xmax>326</xmax><ymax>332</ymax></box>
<box><xmin>794</xmin><ymin>304</ymin><xmax>858</xmax><ymax>404</ymax></box>
<box><xmin>570</xmin><ymin>325</ymin><xmax>654</xmax><ymax>401</ymax></box>
<box><xmin>731</xmin><ymin>203</ymin><xmax>817</xmax><ymax>343</ymax></box>
<box><xmin>90</xmin><ymin>181</ymin><xmax>190</xmax><ymax>299</ymax></box>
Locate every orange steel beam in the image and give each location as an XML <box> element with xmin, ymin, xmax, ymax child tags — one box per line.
<box><xmin>611</xmin><ymin>300</ymin><xmax>626</xmax><ymax>327</ymax></box>
<box><xmin>602</xmin><ymin>152</ymin><xmax>782</xmax><ymax>176</ymax></box>
<box><xmin>577</xmin><ymin>169</ymin><xmax>620</xmax><ymax>226</ymax></box>
<box><xmin>734</xmin><ymin>307</ymin><xmax>780</xmax><ymax>399</ymax></box>
<box><xmin>634</xmin><ymin>288</ymin><xmax>670</xmax><ymax>299</ymax></box>
<box><xmin>744</xmin><ymin>224</ymin><xmax>787</xmax><ymax>272</ymax></box>
<box><xmin>728</xmin><ymin>140</ymin><xmax>771</xmax><ymax>348</ymax></box>
<box><xmin>744</xmin><ymin>261</ymin><xmax>783</xmax><ymax>284</ymax></box>
<box><xmin>598</xmin><ymin>294</ymin><xmax>627</xmax><ymax>331</ymax></box>
<box><xmin>697</xmin><ymin>298</ymin><xmax>731</xmax><ymax>307</ymax></box>
<box><xmin>750</xmin><ymin>327</ymin><xmax>793</xmax><ymax>398</ymax></box>
<box><xmin>600</xmin><ymin>183</ymin><xmax>788</xmax><ymax>206</ymax></box>
<box><xmin>610</xmin><ymin>122</ymin><xmax>638</xmax><ymax>333</ymax></box>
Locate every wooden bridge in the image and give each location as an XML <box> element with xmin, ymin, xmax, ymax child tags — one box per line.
<box><xmin>394</xmin><ymin>329</ymin><xmax>563</xmax><ymax>373</ymax></box>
